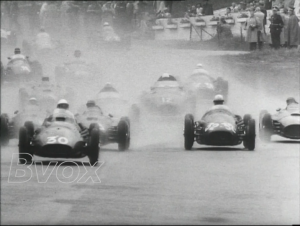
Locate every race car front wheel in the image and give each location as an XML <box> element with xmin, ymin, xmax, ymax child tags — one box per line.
<box><xmin>1</xmin><ymin>114</ymin><xmax>10</xmax><ymax>146</ymax></box>
<box><xmin>24</xmin><ymin>121</ymin><xmax>34</xmax><ymax>138</ymax></box>
<box><xmin>260</xmin><ymin>113</ymin><xmax>273</xmax><ymax>142</ymax></box>
<box><xmin>118</xmin><ymin>119</ymin><xmax>130</xmax><ymax>151</ymax></box>
<box><xmin>184</xmin><ymin>114</ymin><xmax>194</xmax><ymax>150</ymax></box>
<box><xmin>245</xmin><ymin>118</ymin><xmax>256</xmax><ymax>151</ymax></box>
<box><xmin>19</xmin><ymin>127</ymin><xmax>32</xmax><ymax>164</ymax></box>
<box><xmin>243</xmin><ymin>114</ymin><xmax>252</xmax><ymax>148</ymax></box>
<box><xmin>88</xmin><ymin>128</ymin><xmax>100</xmax><ymax>166</ymax></box>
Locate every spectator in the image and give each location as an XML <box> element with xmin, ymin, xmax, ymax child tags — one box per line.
<box><xmin>202</xmin><ymin>0</ymin><xmax>214</xmax><ymax>15</ymax></box>
<box><xmin>196</xmin><ymin>4</ymin><xmax>203</xmax><ymax>15</ymax></box>
<box><xmin>8</xmin><ymin>2</ymin><xmax>21</xmax><ymax>34</ymax></box>
<box><xmin>269</xmin><ymin>6</ymin><xmax>284</xmax><ymax>49</ymax></box>
<box><xmin>28</xmin><ymin>2</ymin><xmax>40</xmax><ymax>34</ymax></box>
<box><xmin>245</xmin><ymin>7</ymin><xmax>261</xmax><ymax>51</ymax></box>
<box><xmin>217</xmin><ymin>17</ymin><xmax>233</xmax><ymax>40</ymax></box>
<box><xmin>189</xmin><ymin>5</ymin><xmax>197</xmax><ymax>17</ymax></box>
<box><xmin>264</xmin><ymin>0</ymin><xmax>273</xmax><ymax>9</ymax></box>
<box><xmin>287</xmin><ymin>6</ymin><xmax>300</xmax><ymax>48</ymax></box>
<box><xmin>239</xmin><ymin>2</ymin><xmax>247</xmax><ymax>11</ymax></box>
<box><xmin>102</xmin><ymin>1</ymin><xmax>115</xmax><ymax>25</ymax></box>
<box><xmin>231</xmin><ymin>2</ymin><xmax>239</xmax><ymax>12</ymax></box>
<box><xmin>255</xmin><ymin>7</ymin><xmax>265</xmax><ymax>49</ymax></box>
<box><xmin>259</xmin><ymin>1</ymin><xmax>267</xmax><ymax>33</ymax></box>
<box><xmin>279</xmin><ymin>7</ymin><xmax>289</xmax><ymax>47</ymax></box>
<box><xmin>225</xmin><ymin>7</ymin><xmax>232</xmax><ymax>17</ymax></box>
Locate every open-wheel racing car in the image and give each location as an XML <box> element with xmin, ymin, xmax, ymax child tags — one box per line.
<box><xmin>259</xmin><ymin>105</ymin><xmax>300</xmax><ymax>141</ymax></box>
<box><xmin>18</xmin><ymin>77</ymin><xmax>75</xmax><ymax>112</ymax></box>
<box><xmin>131</xmin><ymin>73</ymin><xmax>195</xmax><ymax>120</ymax></box>
<box><xmin>94</xmin><ymin>83</ymin><xmax>131</xmax><ymax>117</ymax></box>
<box><xmin>4</xmin><ymin>57</ymin><xmax>42</xmax><ymax>84</ymax></box>
<box><xmin>18</xmin><ymin>109</ymin><xmax>100</xmax><ymax>165</ymax></box>
<box><xmin>184</xmin><ymin>106</ymin><xmax>256</xmax><ymax>150</ymax></box>
<box><xmin>76</xmin><ymin>105</ymin><xmax>130</xmax><ymax>151</ymax></box>
<box><xmin>185</xmin><ymin>67</ymin><xmax>228</xmax><ymax>102</ymax></box>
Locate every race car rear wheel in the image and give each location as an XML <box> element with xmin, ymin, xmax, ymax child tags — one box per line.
<box><xmin>24</xmin><ymin>121</ymin><xmax>34</xmax><ymax>138</ymax></box>
<box><xmin>118</xmin><ymin>119</ymin><xmax>130</xmax><ymax>151</ymax></box>
<box><xmin>88</xmin><ymin>128</ymin><xmax>100</xmax><ymax>166</ymax></box>
<box><xmin>1</xmin><ymin>114</ymin><xmax>9</xmax><ymax>146</ymax></box>
<box><xmin>243</xmin><ymin>114</ymin><xmax>252</xmax><ymax>148</ymax></box>
<box><xmin>260</xmin><ymin>113</ymin><xmax>273</xmax><ymax>142</ymax></box>
<box><xmin>19</xmin><ymin>127</ymin><xmax>32</xmax><ymax>164</ymax></box>
<box><xmin>245</xmin><ymin>118</ymin><xmax>256</xmax><ymax>151</ymax></box>
<box><xmin>184</xmin><ymin>114</ymin><xmax>194</xmax><ymax>150</ymax></box>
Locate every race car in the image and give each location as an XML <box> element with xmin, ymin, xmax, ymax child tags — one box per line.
<box><xmin>131</xmin><ymin>73</ymin><xmax>195</xmax><ymax>119</ymax></box>
<box><xmin>94</xmin><ymin>83</ymin><xmax>131</xmax><ymax>117</ymax></box>
<box><xmin>3</xmin><ymin>100</ymin><xmax>48</xmax><ymax>140</ymax></box>
<box><xmin>76</xmin><ymin>106</ymin><xmax>130</xmax><ymax>151</ymax></box>
<box><xmin>18</xmin><ymin>77</ymin><xmax>75</xmax><ymax>112</ymax></box>
<box><xmin>185</xmin><ymin>69</ymin><xmax>228</xmax><ymax>101</ymax></box>
<box><xmin>4</xmin><ymin>57</ymin><xmax>42</xmax><ymax>84</ymax></box>
<box><xmin>54</xmin><ymin>59</ymin><xmax>99</xmax><ymax>84</ymax></box>
<box><xmin>184</xmin><ymin>107</ymin><xmax>256</xmax><ymax>150</ymax></box>
<box><xmin>1</xmin><ymin>113</ymin><xmax>10</xmax><ymax>146</ymax></box>
<box><xmin>1</xmin><ymin>29</ymin><xmax>17</xmax><ymax>46</ymax></box>
<box><xmin>19</xmin><ymin>110</ymin><xmax>100</xmax><ymax>165</ymax></box>
<box><xmin>259</xmin><ymin>107</ymin><xmax>300</xmax><ymax>141</ymax></box>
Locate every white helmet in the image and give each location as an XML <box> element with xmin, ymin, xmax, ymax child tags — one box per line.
<box><xmin>57</xmin><ymin>99</ymin><xmax>69</xmax><ymax>110</ymax></box>
<box><xmin>213</xmin><ymin>94</ymin><xmax>224</xmax><ymax>105</ymax></box>
<box><xmin>196</xmin><ymin>63</ymin><xmax>203</xmax><ymax>68</ymax></box>
<box><xmin>162</xmin><ymin>73</ymin><xmax>170</xmax><ymax>78</ymax></box>
<box><xmin>29</xmin><ymin>97</ymin><xmax>38</xmax><ymax>105</ymax></box>
<box><xmin>103</xmin><ymin>22</ymin><xmax>109</xmax><ymax>26</ymax></box>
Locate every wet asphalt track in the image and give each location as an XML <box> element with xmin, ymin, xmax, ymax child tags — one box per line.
<box><xmin>1</xmin><ymin>39</ymin><xmax>299</xmax><ymax>225</ymax></box>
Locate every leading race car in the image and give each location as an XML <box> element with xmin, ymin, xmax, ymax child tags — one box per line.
<box><xmin>184</xmin><ymin>65</ymin><xmax>228</xmax><ymax>102</ymax></box>
<box><xmin>259</xmin><ymin>100</ymin><xmax>300</xmax><ymax>141</ymax></box>
<box><xmin>76</xmin><ymin>104</ymin><xmax>130</xmax><ymax>151</ymax></box>
<box><xmin>131</xmin><ymin>73</ymin><xmax>195</xmax><ymax>120</ymax></box>
<box><xmin>184</xmin><ymin>98</ymin><xmax>255</xmax><ymax>150</ymax></box>
<box><xmin>19</xmin><ymin>109</ymin><xmax>100</xmax><ymax>165</ymax></box>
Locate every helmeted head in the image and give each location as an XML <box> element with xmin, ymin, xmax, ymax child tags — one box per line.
<box><xmin>103</xmin><ymin>22</ymin><xmax>109</xmax><ymax>27</ymax></box>
<box><xmin>286</xmin><ymin>97</ymin><xmax>298</xmax><ymax>105</ymax></box>
<box><xmin>29</xmin><ymin>97</ymin><xmax>38</xmax><ymax>105</ymax></box>
<box><xmin>40</xmin><ymin>27</ymin><xmax>45</xmax><ymax>32</ymax></box>
<box><xmin>57</xmin><ymin>99</ymin><xmax>69</xmax><ymax>110</ymax></box>
<box><xmin>196</xmin><ymin>63</ymin><xmax>203</xmax><ymax>69</ymax></box>
<box><xmin>272</xmin><ymin>6</ymin><xmax>279</xmax><ymax>13</ymax></box>
<box><xmin>14</xmin><ymin>48</ymin><xmax>21</xmax><ymax>54</ymax></box>
<box><xmin>162</xmin><ymin>73</ymin><xmax>170</xmax><ymax>78</ymax></box>
<box><xmin>288</xmin><ymin>6</ymin><xmax>295</xmax><ymax>15</ymax></box>
<box><xmin>74</xmin><ymin>50</ymin><xmax>81</xmax><ymax>58</ymax></box>
<box><xmin>213</xmin><ymin>94</ymin><xmax>224</xmax><ymax>105</ymax></box>
<box><xmin>86</xmin><ymin>100</ymin><xmax>96</xmax><ymax>108</ymax></box>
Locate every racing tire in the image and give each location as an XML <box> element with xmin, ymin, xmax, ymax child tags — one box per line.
<box><xmin>242</xmin><ymin>114</ymin><xmax>252</xmax><ymax>148</ymax></box>
<box><xmin>184</xmin><ymin>114</ymin><xmax>194</xmax><ymax>150</ymax></box>
<box><xmin>260</xmin><ymin>113</ymin><xmax>273</xmax><ymax>142</ymax></box>
<box><xmin>1</xmin><ymin>115</ymin><xmax>10</xmax><ymax>146</ymax></box>
<box><xmin>88</xmin><ymin>128</ymin><xmax>100</xmax><ymax>166</ymax></box>
<box><xmin>245</xmin><ymin>118</ymin><xmax>256</xmax><ymax>151</ymax></box>
<box><xmin>117</xmin><ymin>119</ymin><xmax>130</xmax><ymax>151</ymax></box>
<box><xmin>89</xmin><ymin>123</ymin><xmax>99</xmax><ymax>133</ymax></box>
<box><xmin>19</xmin><ymin>127</ymin><xmax>32</xmax><ymax>164</ymax></box>
<box><xmin>24</xmin><ymin>121</ymin><xmax>34</xmax><ymax>138</ymax></box>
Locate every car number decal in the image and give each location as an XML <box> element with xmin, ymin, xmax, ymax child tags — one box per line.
<box><xmin>46</xmin><ymin>136</ymin><xmax>69</xmax><ymax>144</ymax></box>
<box><xmin>21</xmin><ymin>66</ymin><xmax>30</xmax><ymax>72</ymax></box>
<box><xmin>205</xmin><ymin>123</ymin><xmax>219</xmax><ymax>131</ymax></box>
<box><xmin>221</xmin><ymin>122</ymin><xmax>236</xmax><ymax>132</ymax></box>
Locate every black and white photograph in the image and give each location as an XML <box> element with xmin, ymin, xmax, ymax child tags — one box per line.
<box><xmin>1</xmin><ymin>0</ymin><xmax>299</xmax><ymax>224</ymax></box>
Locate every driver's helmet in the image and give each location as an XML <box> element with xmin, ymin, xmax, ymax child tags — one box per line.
<box><xmin>286</xmin><ymin>97</ymin><xmax>298</xmax><ymax>105</ymax></box>
<box><xmin>103</xmin><ymin>22</ymin><xmax>110</xmax><ymax>27</ymax></box>
<box><xmin>196</xmin><ymin>63</ymin><xmax>203</xmax><ymax>69</ymax></box>
<box><xmin>74</xmin><ymin>50</ymin><xmax>81</xmax><ymax>58</ymax></box>
<box><xmin>14</xmin><ymin>48</ymin><xmax>21</xmax><ymax>54</ymax></box>
<box><xmin>29</xmin><ymin>97</ymin><xmax>38</xmax><ymax>105</ymax></box>
<box><xmin>100</xmin><ymin>82</ymin><xmax>118</xmax><ymax>93</ymax></box>
<box><xmin>40</xmin><ymin>27</ymin><xmax>45</xmax><ymax>33</ymax></box>
<box><xmin>158</xmin><ymin>73</ymin><xmax>177</xmax><ymax>81</ymax></box>
<box><xmin>42</xmin><ymin>77</ymin><xmax>50</xmax><ymax>82</ymax></box>
<box><xmin>86</xmin><ymin>100</ymin><xmax>96</xmax><ymax>108</ymax></box>
<box><xmin>213</xmin><ymin>94</ymin><xmax>224</xmax><ymax>105</ymax></box>
<box><xmin>57</xmin><ymin>99</ymin><xmax>69</xmax><ymax>110</ymax></box>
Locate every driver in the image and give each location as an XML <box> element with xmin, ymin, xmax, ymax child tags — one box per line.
<box><xmin>157</xmin><ymin>73</ymin><xmax>177</xmax><ymax>81</ymax></box>
<box><xmin>8</xmin><ymin>48</ymin><xmax>27</xmax><ymax>61</ymax></box>
<box><xmin>43</xmin><ymin>99</ymin><xmax>88</xmax><ymax>138</ymax></box>
<box><xmin>191</xmin><ymin>63</ymin><xmax>214</xmax><ymax>81</ymax></box>
<box><xmin>286</xmin><ymin>97</ymin><xmax>299</xmax><ymax>111</ymax></box>
<box><xmin>86</xmin><ymin>100</ymin><xmax>103</xmax><ymax>113</ymax></box>
<box><xmin>35</xmin><ymin>27</ymin><xmax>53</xmax><ymax>50</ymax></box>
<box><xmin>24</xmin><ymin>97</ymin><xmax>42</xmax><ymax>112</ymax></box>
